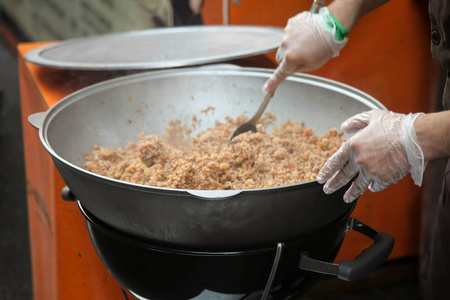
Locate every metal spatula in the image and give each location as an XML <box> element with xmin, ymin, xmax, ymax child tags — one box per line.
<box><xmin>229</xmin><ymin>89</ymin><xmax>275</xmax><ymax>141</ymax></box>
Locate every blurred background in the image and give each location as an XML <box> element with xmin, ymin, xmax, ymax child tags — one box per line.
<box><xmin>0</xmin><ymin>0</ymin><xmax>447</xmax><ymax>299</ymax></box>
<box><xmin>0</xmin><ymin>1</ymin><xmax>204</xmax><ymax>299</ymax></box>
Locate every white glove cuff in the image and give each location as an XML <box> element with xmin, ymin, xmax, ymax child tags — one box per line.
<box><xmin>317</xmin><ymin>7</ymin><xmax>348</xmax><ymax>57</ymax></box>
<box><xmin>401</xmin><ymin>113</ymin><xmax>427</xmax><ymax>186</ymax></box>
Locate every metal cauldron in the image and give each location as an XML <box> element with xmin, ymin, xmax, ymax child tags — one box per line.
<box><xmin>29</xmin><ymin>66</ymin><xmax>386</xmax><ymax>250</ymax></box>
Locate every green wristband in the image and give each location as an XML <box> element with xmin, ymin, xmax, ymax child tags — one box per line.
<box><xmin>324</xmin><ymin>11</ymin><xmax>349</xmax><ymax>41</ymax></box>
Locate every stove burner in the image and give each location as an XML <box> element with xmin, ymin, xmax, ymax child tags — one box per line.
<box><xmin>76</xmin><ymin>199</ymin><xmax>393</xmax><ymax>300</ymax></box>
<box><xmin>130</xmin><ymin>289</ymin><xmax>261</xmax><ymax>300</ymax></box>
<box><xmin>79</xmin><ymin>202</ymin><xmax>348</xmax><ymax>300</ymax></box>
<box><xmin>127</xmin><ymin>243</ymin><xmax>290</xmax><ymax>300</ymax></box>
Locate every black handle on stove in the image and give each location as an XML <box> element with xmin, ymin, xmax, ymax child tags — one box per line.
<box><xmin>299</xmin><ymin>217</ymin><xmax>395</xmax><ymax>281</ymax></box>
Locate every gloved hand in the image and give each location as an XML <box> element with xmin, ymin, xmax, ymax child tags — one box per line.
<box><xmin>316</xmin><ymin>110</ymin><xmax>426</xmax><ymax>203</ymax></box>
<box><xmin>263</xmin><ymin>7</ymin><xmax>348</xmax><ymax>93</ymax></box>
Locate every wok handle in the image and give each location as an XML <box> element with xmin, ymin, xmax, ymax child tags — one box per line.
<box><xmin>299</xmin><ymin>217</ymin><xmax>395</xmax><ymax>281</ymax></box>
<box><xmin>62</xmin><ymin>186</ymin><xmax>77</xmax><ymax>202</ymax></box>
<box><xmin>28</xmin><ymin>111</ymin><xmax>47</xmax><ymax>130</ymax></box>
<box><xmin>338</xmin><ymin>218</ymin><xmax>395</xmax><ymax>281</ymax></box>
<box><xmin>186</xmin><ymin>190</ymin><xmax>242</xmax><ymax>199</ymax></box>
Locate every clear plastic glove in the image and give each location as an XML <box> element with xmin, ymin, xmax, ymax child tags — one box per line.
<box><xmin>263</xmin><ymin>7</ymin><xmax>347</xmax><ymax>93</ymax></box>
<box><xmin>316</xmin><ymin>110</ymin><xmax>426</xmax><ymax>203</ymax></box>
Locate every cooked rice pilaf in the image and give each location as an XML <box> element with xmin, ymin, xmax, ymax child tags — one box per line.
<box><xmin>84</xmin><ymin>114</ymin><xmax>343</xmax><ymax>190</ymax></box>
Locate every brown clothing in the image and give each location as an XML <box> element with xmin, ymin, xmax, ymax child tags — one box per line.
<box><xmin>424</xmin><ymin>1</ymin><xmax>450</xmax><ymax>299</ymax></box>
<box><xmin>424</xmin><ymin>164</ymin><xmax>450</xmax><ymax>300</ymax></box>
<box><xmin>429</xmin><ymin>0</ymin><xmax>450</xmax><ymax>110</ymax></box>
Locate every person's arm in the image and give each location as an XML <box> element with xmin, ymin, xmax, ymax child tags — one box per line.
<box><xmin>328</xmin><ymin>0</ymin><xmax>389</xmax><ymax>33</ymax></box>
<box><xmin>415</xmin><ymin>111</ymin><xmax>450</xmax><ymax>160</ymax></box>
<box><xmin>263</xmin><ymin>0</ymin><xmax>390</xmax><ymax>93</ymax></box>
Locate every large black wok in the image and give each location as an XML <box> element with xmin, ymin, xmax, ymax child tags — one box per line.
<box><xmin>29</xmin><ymin>66</ymin><xmax>386</xmax><ymax>250</ymax></box>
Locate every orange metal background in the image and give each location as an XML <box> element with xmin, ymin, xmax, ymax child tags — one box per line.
<box><xmin>20</xmin><ymin>1</ymin><xmax>438</xmax><ymax>299</ymax></box>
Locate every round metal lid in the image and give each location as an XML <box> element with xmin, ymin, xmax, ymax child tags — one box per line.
<box><xmin>25</xmin><ymin>25</ymin><xmax>283</xmax><ymax>71</ymax></box>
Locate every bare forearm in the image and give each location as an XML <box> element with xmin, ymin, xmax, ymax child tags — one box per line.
<box><xmin>415</xmin><ymin>111</ymin><xmax>450</xmax><ymax>161</ymax></box>
<box><xmin>328</xmin><ymin>0</ymin><xmax>390</xmax><ymax>32</ymax></box>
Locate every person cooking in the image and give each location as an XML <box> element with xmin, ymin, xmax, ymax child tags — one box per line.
<box><xmin>263</xmin><ymin>0</ymin><xmax>450</xmax><ymax>299</ymax></box>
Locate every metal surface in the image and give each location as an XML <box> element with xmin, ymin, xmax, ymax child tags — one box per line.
<box><xmin>262</xmin><ymin>243</ymin><xmax>284</xmax><ymax>300</ymax></box>
<box><xmin>223</xmin><ymin>0</ymin><xmax>229</xmax><ymax>25</ymax></box>
<box><xmin>310</xmin><ymin>0</ymin><xmax>326</xmax><ymax>13</ymax></box>
<box><xmin>229</xmin><ymin>89</ymin><xmax>275</xmax><ymax>141</ymax></box>
<box><xmin>299</xmin><ymin>255</ymin><xmax>340</xmax><ymax>277</ymax></box>
<box><xmin>24</xmin><ymin>26</ymin><xmax>283</xmax><ymax>70</ymax></box>
<box><xmin>30</xmin><ymin>66</ymin><xmax>386</xmax><ymax>249</ymax></box>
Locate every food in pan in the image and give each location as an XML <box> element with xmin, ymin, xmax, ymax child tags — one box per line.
<box><xmin>84</xmin><ymin>113</ymin><xmax>343</xmax><ymax>190</ymax></box>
